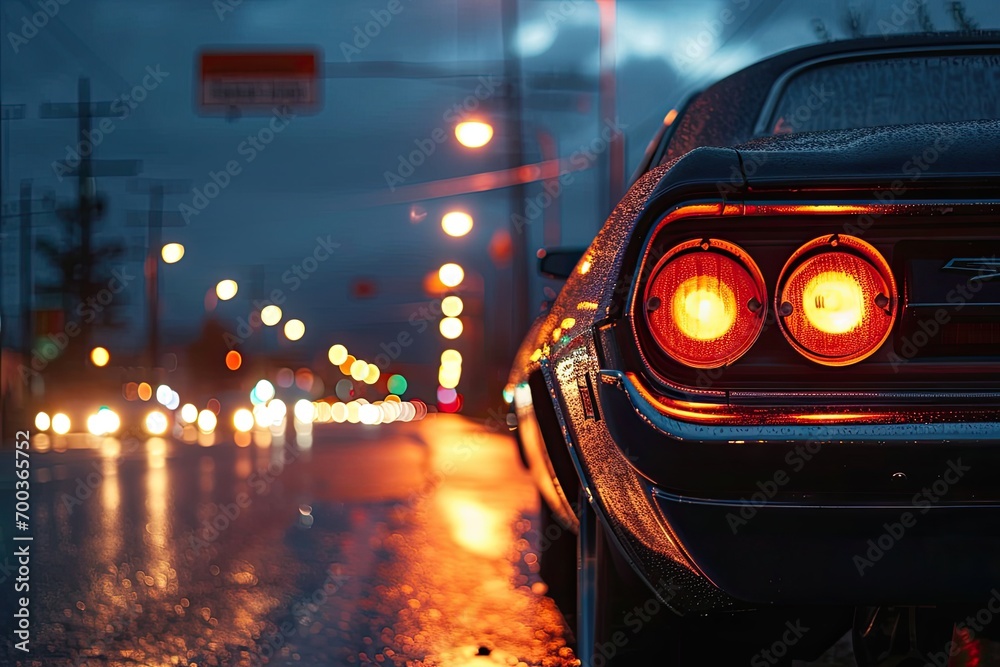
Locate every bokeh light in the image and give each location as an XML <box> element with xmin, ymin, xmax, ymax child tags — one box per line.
<box><xmin>441</xmin><ymin>349</ymin><xmax>463</xmax><ymax>365</ymax></box>
<box><xmin>293</xmin><ymin>399</ymin><xmax>316</xmax><ymax>423</ymax></box>
<box><xmin>90</xmin><ymin>346</ymin><xmax>110</xmax><ymax>367</ymax></box>
<box><xmin>180</xmin><ymin>403</ymin><xmax>198</xmax><ymax>423</ymax></box>
<box><xmin>254</xmin><ymin>379</ymin><xmax>275</xmax><ymax>402</ymax></box>
<box><xmin>155</xmin><ymin>384</ymin><xmax>172</xmax><ymax>406</ymax></box>
<box><xmin>441</xmin><ymin>296</ymin><xmax>464</xmax><ymax>317</ymax></box>
<box><xmin>233</xmin><ymin>408</ymin><xmax>254</xmax><ymax>433</ymax></box>
<box><xmin>51</xmin><ymin>413</ymin><xmax>70</xmax><ymax>435</ymax></box>
<box><xmin>364</xmin><ymin>363</ymin><xmax>380</xmax><ymax>385</ymax></box>
<box><xmin>439</xmin><ymin>317</ymin><xmax>464</xmax><ymax>339</ymax></box>
<box><xmin>197</xmin><ymin>409</ymin><xmax>217</xmax><ymax>434</ymax></box>
<box><xmin>350</xmin><ymin>359</ymin><xmax>368</xmax><ymax>381</ymax></box>
<box><xmin>387</xmin><ymin>374</ymin><xmax>408</xmax><ymax>395</ymax></box>
<box><xmin>226</xmin><ymin>350</ymin><xmax>242</xmax><ymax>370</ymax></box>
<box><xmin>145</xmin><ymin>411</ymin><xmax>168</xmax><ymax>435</ymax></box>
<box><xmin>441</xmin><ymin>211</ymin><xmax>474</xmax><ymax>237</ymax></box>
<box><xmin>284</xmin><ymin>318</ymin><xmax>305</xmax><ymax>341</ymax></box>
<box><xmin>261</xmin><ymin>304</ymin><xmax>282</xmax><ymax>326</ymax></box>
<box><xmin>35</xmin><ymin>412</ymin><xmax>50</xmax><ymax>431</ymax></box>
<box><xmin>438</xmin><ymin>263</ymin><xmax>465</xmax><ymax>288</ymax></box>
<box><xmin>137</xmin><ymin>382</ymin><xmax>152</xmax><ymax>401</ymax></box>
<box><xmin>328</xmin><ymin>344</ymin><xmax>348</xmax><ymax>366</ymax></box>
<box><xmin>161</xmin><ymin>243</ymin><xmax>185</xmax><ymax>264</ymax></box>
<box><xmin>455</xmin><ymin>120</ymin><xmax>494</xmax><ymax>148</ymax></box>
<box><xmin>216</xmin><ymin>279</ymin><xmax>238</xmax><ymax>301</ymax></box>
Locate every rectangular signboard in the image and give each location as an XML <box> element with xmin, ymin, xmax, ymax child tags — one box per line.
<box><xmin>198</xmin><ymin>50</ymin><xmax>321</xmax><ymax>113</ymax></box>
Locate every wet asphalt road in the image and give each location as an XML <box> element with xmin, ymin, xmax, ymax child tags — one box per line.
<box><xmin>2</xmin><ymin>416</ymin><xmax>574</xmax><ymax>667</ymax></box>
<box><xmin>1</xmin><ymin>414</ymin><xmax>963</xmax><ymax>666</ymax></box>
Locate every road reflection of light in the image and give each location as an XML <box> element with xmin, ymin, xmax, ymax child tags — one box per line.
<box><xmin>235</xmin><ymin>446</ymin><xmax>252</xmax><ymax>479</ymax></box>
<box><xmin>437</xmin><ymin>488</ymin><xmax>509</xmax><ymax>559</ymax></box>
<box><xmin>34</xmin><ymin>433</ymin><xmax>51</xmax><ymax>452</ymax></box>
<box><xmin>98</xmin><ymin>452</ymin><xmax>122</xmax><ymax>562</ymax></box>
<box><xmin>199</xmin><ymin>455</ymin><xmax>215</xmax><ymax>496</ymax></box>
<box><xmin>197</xmin><ymin>431</ymin><xmax>215</xmax><ymax>447</ymax></box>
<box><xmin>253</xmin><ymin>429</ymin><xmax>272</xmax><ymax>448</ymax></box>
<box><xmin>145</xmin><ymin>437</ymin><xmax>174</xmax><ymax>592</ymax></box>
<box><xmin>234</xmin><ymin>430</ymin><xmax>252</xmax><ymax>447</ymax></box>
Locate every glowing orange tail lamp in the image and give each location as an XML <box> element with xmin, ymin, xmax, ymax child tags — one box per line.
<box><xmin>644</xmin><ymin>239</ymin><xmax>767</xmax><ymax>368</ymax></box>
<box><xmin>776</xmin><ymin>234</ymin><xmax>896</xmax><ymax>366</ymax></box>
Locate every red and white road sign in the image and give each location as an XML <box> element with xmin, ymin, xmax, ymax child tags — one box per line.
<box><xmin>198</xmin><ymin>50</ymin><xmax>321</xmax><ymax>112</ymax></box>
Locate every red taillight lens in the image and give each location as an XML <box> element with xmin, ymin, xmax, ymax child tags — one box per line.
<box><xmin>644</xmin><ymin>239</ymin><xmax>766</xmax><ymax>368</ymax></box>
<box><xmin>777</xmin><ymin>234</ymin><xmax>896</xmax><ymax>366</ymax></box>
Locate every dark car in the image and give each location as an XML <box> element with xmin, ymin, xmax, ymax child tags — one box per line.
<box><xmin>508</xmin><ymin>32</ymin><xmax>1000</xmax><ymax>666</ymax></box>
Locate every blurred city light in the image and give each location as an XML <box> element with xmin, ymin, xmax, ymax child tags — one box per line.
<box><xmin>144</xmin><ymin>411</ymin><xmax>169</xmax><ymax>436</ymax></box>
<box><xmin>387</xmin><ymin>374</ymin><xmax>407</xmax><ymax>395</ymax></box>
<box><xmin>438</xmin><ymin>263</ymin><xmax>465</xmax><ymax>288</ymax></box>
<box><xmin>87</xmin><ymin>407</ymin><xmax>120</xmax><ymax>436</ymax></box>
<box><xmin>455</xmin><ymin>120</ymin><xmax>493</xmax><ymax>148</ymax></box>
<box><xmin>284</xmin><ymin>318</ymin><xmax>305</xmax><ymax>341</ymax></box>
<box><xmin>364</xmin><ymin>363</ymin><xmax>380</xmax><ymax>385</ymax></box>
<box><xmin>438</xmin><ymin>364</ymin><xmax>462</xmax><ymax>389</ymax></box>
<box><xmin>180</xmin><ymin>403</ymin><xmax>198</xmax><ymax>424</ymax></box>
<box><xmin>34</xmin><ymin>412</ymin><xmax>50</xmax><ymax>431</ymax></box>
<box><xmin>441</xmin><ymin>296</ymin><xmax>464</xmax><ymax>317</ymax></box>
<box><xmin>328</xmin><ymin>344</ymin><xmax>348</xmax><ymax>365</ymax></box>
<box><xmin>155</xmin><ymin>384</ymin><xmax>172</xmax><ymax>405</ymax></box>
<box><xmin>293</xmin><ymin>399</ymin><xmax>315</xmax><ymax>423</ymax></box>
<box><xmin>166</xmin><ymin>391</ymin><xmax>180</xmax><ymax>411</ymax></box>
<box><xmin>137</xmin><ymin>382</ymin><xmax>152</xmax><ymax>401</ymax></box>
<box><xmin>441</xmin><ymin>211</ymin><xmax>474</xmax><ymax>237</ymax></box>
<box><xmin>439</xmin><ymin>317</ymin><xmax>464</xmax><ymax>339</ymax></box>
<box><xmin>339</xmin><ymin>354</ymin><xmax>357</xmax><ymax>375</ymax></box>
<box><xmin>216</xmin><ymin>279</ymin><xmax>238</xmax><ymax>300</ymax></box>
<box><xmin>254</xmin><ymin>379</ymin><xmax>276</xmax><ymax>402</ymax></box>
<box><xmin>161</xmin><ymin>243</ymin><xmax>185</xmax><ymax>264</ymax></box>
<box><xmin>196</xmin><ymin>409</ymin><xmax>217</xmax><ymax>434</ymax></box>
<box><xmin>261</xmin><ymin>305</ymin><xmax>282</xmax><ymax>326</ymax></box>
<box><xmin>350</xmin><ymin>359</ymin><xmax>368</xmax><ymax>381</ymax></box>
<box><xmin>441</xmin><ymin>349</ymin><xmax>463</xmax><ymax>365</ymax></box>
<box><xmin>51</xmin><ymin>413</ymin><xmax>70</xmax><ymax>435</ymax></box>
<box><xmin>233</xmin><ymin>408</ymin><xmax>254</xmax><ymax>433</ymax></box>
<box><xmin>90</xmin><ymin>346</ymin><xmax>110</xmax><ymax>367</ymax></box>
<box><xmin>225</xmin><ymin>350</ymin><xmax>242</xmax><ymax>370</ymax></box>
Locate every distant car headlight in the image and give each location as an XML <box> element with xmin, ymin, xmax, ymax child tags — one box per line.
<box><xmin>776</xmin><ymin>234</ymin><xmax>896</xmax><ymax>366</ymax></box>
<box><xmin>35</xmin><ymin>411</ymin><xmax>51</xmax><ymax>431</ymax></box>
<box><xmin>51</xmin><ymin>413</ymin><xmax>71</xmax><ymax>435</ymax></box>
<box><xmin>144</xmin><ymin>410</ymin><xmax>169</xmax><ymax>436</ymax></box>
<box><xmin>86</xmin><ymin>407</ymin><xmax>120</xmax><ymax>436</ymax></box>
<box><xmin>644</xmin><ymin>238</ymin><xmax>767</xmax><ymax>368</ymax></box>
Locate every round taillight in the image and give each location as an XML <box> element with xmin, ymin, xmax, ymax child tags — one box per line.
<box><xmin>776</xmin><ymin>234</ymin><xmax>896</xmax><ymax>366</ymax></box>
<box><xmin>644</xmin><ymin>239</ymin><xmax>766</xmax><ymax>369</ymax></box>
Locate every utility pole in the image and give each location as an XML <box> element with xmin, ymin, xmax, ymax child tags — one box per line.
<box><xmin>19</xmin><ymin>181</ymin><xmax>32</xmax><ymax>360</ymax></box>
<box><xmin>126</xmin><ymin>178</ymin><xmax>189</xmax><ymax>371</ymax></box>
<box><xmin>40</xmin><ymin>78</ymin><xmax>130</xmax><ymax>310</ymax></box>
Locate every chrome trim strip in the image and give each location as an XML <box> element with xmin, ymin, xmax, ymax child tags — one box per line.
<box><xmin>602</xmin><ymin>369</ymin><xmax>1000</xmax><ymax>442</ymax></box>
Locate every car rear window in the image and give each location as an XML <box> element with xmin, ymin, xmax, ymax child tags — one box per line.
<box><xmin>763</xmin><ymin>52</ymin><xmax>1000</xmax><ymax>134</ymax></box>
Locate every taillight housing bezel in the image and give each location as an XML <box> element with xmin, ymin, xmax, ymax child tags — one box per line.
<box><xmin>642</xmin><ymin>237</ymin><xmax>767</xmax><ymax>369</ymax></box>
<box><xmin>775</xmin><ymin>234</ymin><xmax>898</xmax><ymax>367</ymax></box>
<box><xmin>625</xmin><ymin>199</ymin><xmax>1000</xmax><ymax>398</ymax></box>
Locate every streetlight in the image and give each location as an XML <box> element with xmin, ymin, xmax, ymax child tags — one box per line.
<box><xmin>261</xmin><ymin>305</ymin><xmax>282</xmax><ymax>326</ymax></box>
<box><xmin>438</xmin><ymin>263</ymin><xmax>465</xmax><ymax>288</ymax></box>
<box><xmin>284</xmin><ymin>319</ymin><xmax>305</xmax><ymax>341</ymax></box>
<box><xmin>455</xmin><ymin>121</ymin><xmax>494</xmax><ymax>148</ymax></box>
<box><xmin>441</xmin><ymin>211</ymin><xmax>474</xmax><ymax>237</ymax></box>
<box><xmin>90</xmin><ymin>346</ymin><xmax>110</xmax><ymax>367</ymax></box>
<box><xmin>216</xmin><ymin>279</ymin><xmax>238</xmax><ymax>301</ymax></box>
<box><xmin>161</xmin><ymin>243</ymin><xmax>184</xmax><ymax>263</ymax></box>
